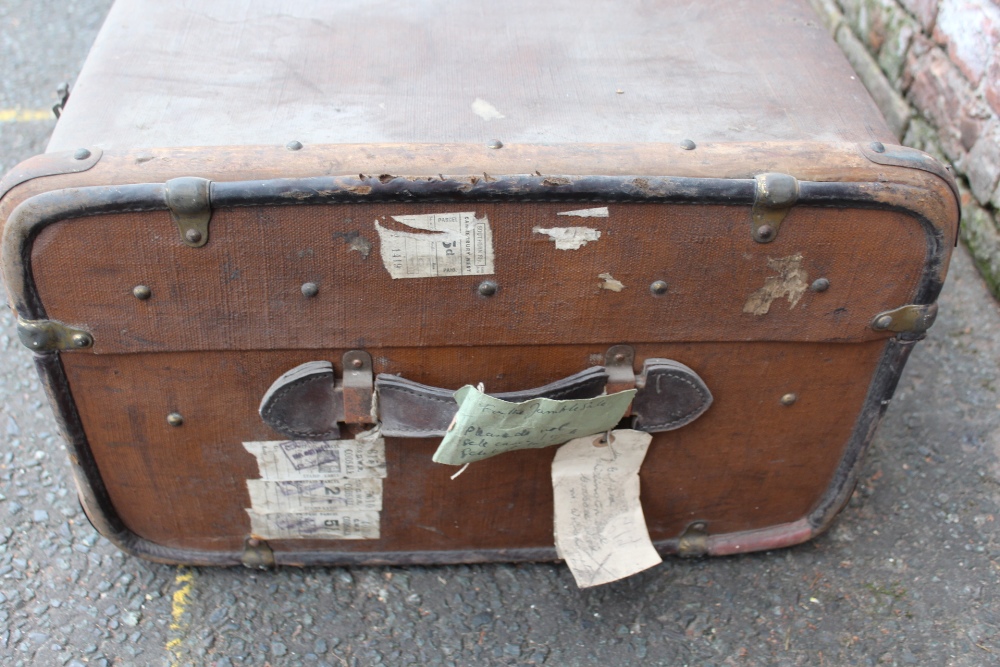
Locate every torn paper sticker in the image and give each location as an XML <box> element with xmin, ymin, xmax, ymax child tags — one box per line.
<box><xmin>375</xmin><ymin>212</ymin><xmax>494</xmax><ymax>278</ymax></box>
<box><xmin>556</xmin><ymin>207</ymin><xmax>609</xmax><ymax>218</ymax></box>
<box><xmin>534</xmin><ymin>227</ymin><xmax>601</xmax><ymax>250</ymax></box>
<box><xmin>743</xmin><ymin>253</ymin><xmax>808</xmax><ymax>316</ymax></box>
<box><xmin>247</xmin><ymin>510</ymin><xmax>380</xmax><ymax>540</ymax></box>
<box><xmin>552</xmin><ymin>429</ymin><xmax>661</xmax><ymax>588</ymax></box>
<box><xmin>243</xmin><ymin>437</ymin><xmax>386</xmax><ymax>481</ymax></box>
<box><xmin>471</xmin><ymin>98</ymin><xmax>505</xmax><ymax>121</ymax></box>
<box><xmin>247</xmin><ymin>479</ymin><xmax>383</xmax><ymax>513</ymax></box>
<box><xmin>598</xmin><ymin>273</ymin><xmax>625</xmax><ymax>292</ymax></box>
<box><xmin>432</xmin><ymin>385</ymin><xmax>636</xmax><ymax>466</ymax></box>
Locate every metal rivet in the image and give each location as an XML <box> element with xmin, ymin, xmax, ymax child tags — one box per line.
<box><xmin>650</xmin><ymin>280</ymin><xmax>668</xmax><ymax>295</ymax></box>
<box><xmin>873</xmin><ymin>315</ymin><xmax>893</xmax><ymax>331</ymax></box>
<box><xmin>487</xmin><ymin>139</ymin><xmax>503</xmax><ymax>150</ymax></box>
<box><xmin>756</xmin><ymin>224</ymin><xmax>775</xmax><ymax>242</ymax></box>
<box><xmin>166</xmin><ymin>412</ymin><xmax>184</xmax><ymax>427</ymax></box>
<box><xmin>478</xmin><ymin>280</ymin><xmax>498</xmax><ymax>296</ymax></box>
<box><xmin>780</xmin><ymin>393</ymin><xmax>797</xmax><ymax>406</ymax></box>
<box><xmin>71</xmin><ymin>333</ymin><xmax>92</xmax><ymax>349</ymax></box>
<box><xmin>301</xmin><ymin>282</ymin><xmax>319</xmax><ymax>297</ymax></box>
<box><xmin>185</xmin><ymin>229</ymin><xmax>203</xmax><ymax>244</ymax></box>
<box><xmin>351</xmin><ymin>358</ymin><xmax>363</xmax><ymax>369</ymax></box>
<box><xmin>133</xmin><ymin>285</ymin><xmax>152</xmax><ymax>300</ymax></box>
<box><xmin>810</xmin><ymin>278</ymin><xmax>830</xmax><ymax>292</ymax></box>
<box><xmin>286</xmin><ymin>140</ymin><xmax>303</xmax><ymax>151</ymax></box>
<box><xmin>680</xmin><ymin>139</ymin><xmax>696</xmax><ymax>150</ymax></box>
<box><xmin>614</xmin><ymin>353</ymin><xmax>626</xmax><ymax>362</ymax></box>
<box><xmin>73</xmin><ymin>148</ymin><xmax>91</xmax><ymax>160</ymax></box>
<box><xmin>247</xmin><ymin>538</ymin><xmax>260</xmax><ymax>547</ymax></box>
<box><xmin>870</xmin><ymin>141</ymin><xmax>886</xmax><ymax>153</ymax></box>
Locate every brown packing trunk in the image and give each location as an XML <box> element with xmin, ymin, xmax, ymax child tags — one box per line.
<box><xmin>0</xmin><ymin>0</ymin><xmax>958</xmax><ymax>567</ymax></box>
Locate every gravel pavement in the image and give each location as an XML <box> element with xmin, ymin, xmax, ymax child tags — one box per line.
<box><xmin>2</xmin><ymin>2</ymin><xmax>1000</xmax><ymax>666</ymax></box>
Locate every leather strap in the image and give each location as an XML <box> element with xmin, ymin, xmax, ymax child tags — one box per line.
<box><xmin>376</xmin><ymin>367</ymin><xmax>610</xmax><ymax>438</ymax></box>
<box><xmin>259</xmin><ymin>361</ymin><xmax>342</xmax><ymax>440</ymax></box>
<box><xmin>259</xmin><ymin>358</ymin><xmax>713</xmax><ymax>440</ymax></box>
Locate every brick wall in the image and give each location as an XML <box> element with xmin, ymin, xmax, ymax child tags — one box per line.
<box><xmin>810</xmin><ymin>0</ymin><xmax>1000</xmax><ymax>298</ymax></box>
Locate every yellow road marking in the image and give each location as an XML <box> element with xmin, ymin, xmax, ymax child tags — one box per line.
<box><xmin>166</xmin><ymin>568</ymin><xmax>196</xmax><ymax>666</ymax></box>
<box><xmin>0</xmin><ymin>108</ymin><xmax>54</xmax><ymax>123</ymax></box>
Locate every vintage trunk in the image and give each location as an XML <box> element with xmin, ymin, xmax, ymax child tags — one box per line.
<box><xmin>0</xmin><ymin>0</ymin><xmax>958</xmax><ymax>567</ymax></box>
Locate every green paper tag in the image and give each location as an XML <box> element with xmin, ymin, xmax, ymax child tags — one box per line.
<box><xmin>431</xmin><ymin>385</ymin><xmax>637</xmax><ymax>466</ymax></box>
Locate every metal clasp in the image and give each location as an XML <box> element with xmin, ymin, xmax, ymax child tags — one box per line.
<box><xmin>751</xmin><ymin>173</ymin><xmax>799</xmax><ymax>243</ymax></box>
<box><xmin>165</xmin><ymin>177</ymin><xmax>213</xmax><ymax>247</ymax></box>
<box><xmin>871</xmin><ymin>303</ymin><xmax>938</xmax><ymax>334</ymax></box>
<box><xmin>678</xmin><ymin>521</ymin><xmax>709</xmax><ymax>557</ymax></box>
<box><xmin>605</xmin><ymin>345</ymin><xmax>636</xmax><ymax>416</ymax></box>
<box><xmin>17</xmin><ymin>317</ymin><xmax>93</xmax><ymax>351</ymax></box>
<box><xmin>342</xmin><ymin>350</ymin><xmax>374</xmax><ymax>424</ymax></box>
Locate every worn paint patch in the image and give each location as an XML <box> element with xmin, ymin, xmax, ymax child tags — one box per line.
<box><xmin>336</xmin><ymin>230</ymin><xmax>372</xmax><ymax>259</ymax></box>
<box><xmin>471</xmin><ymin>98</ymin><xmax>505</xmax><ymax>121</ymax></box>
<box><xmin>375</xmin><ymin>212</ymin><xmax>494</xmax><ymax>278</ymax></box>
<box><xmin>743</xmin><ymin>253</ymin><xmax>808</xmax><ymax>316</ymax></box>
<box><xmin>598</xmin><ymin>272</ymin><xmax>625</xmax><ymax>292</ymax></box>
<box><xmin>533</xmin><ymin>226</ymin><xmax>601</xmax><ymax>250</ymax></box>
<box><xmin>557</xmin><ymin>207</ymin><xmax>609</xmax><ymax>218</ymax></box>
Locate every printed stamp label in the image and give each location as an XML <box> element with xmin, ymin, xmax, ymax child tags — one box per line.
<box><xmin>375</xmin><ymin>211</ymin><xmax>494</xmax><ymax>279</ymax></box>
<box><xmin>247</xmin><ymin>510</ymin><xmax>380</xmax><ymax>540</ymax></box>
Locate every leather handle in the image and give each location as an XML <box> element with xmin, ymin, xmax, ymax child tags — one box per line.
<box><xmin>259</xmin><ymin>358</ymin><xmax>713</xmax><ymax>441</ymax></box>
<box><xmin>376</xmin><ymin>367</ymin><xmax>610</xmax><ymax>438</ymax></box>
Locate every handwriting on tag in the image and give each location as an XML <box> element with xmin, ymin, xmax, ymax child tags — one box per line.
<box><xmin>552</xmin><ymin>429</ymin><xmax>661</xmax><ymax>588</ymax></box>
<box><xmin>431</xmin><ymin>386</ymin><xmax>636</xmax><ymax>465</ymax></box>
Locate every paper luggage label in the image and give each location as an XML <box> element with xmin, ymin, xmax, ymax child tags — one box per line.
<box><xmin>375</xmin><ymin>211</ymin><xmax>494</xmax><ymax>279</ymax></box>
<box><xmin>552</xmin><ymin>429</ymin><xmax>662</xmax><ymax>588</ymax></box>
<box><xmin>431</xmin><ymin>385</ymin><xmax>636</xmax><ymax>465</ymax></box>
<box><xmin>243</xmin><ymin>430</ymin><xmax>385</xmax><ymax>540</ymax></box>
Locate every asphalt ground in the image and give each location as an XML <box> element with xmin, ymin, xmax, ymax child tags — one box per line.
<box><xmin>2</xmin><ymin>2</ymin><xmax>1000</xmax><ymax>666</ymax></box>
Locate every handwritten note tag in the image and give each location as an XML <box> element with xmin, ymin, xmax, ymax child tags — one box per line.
<box><xmin>552</xmin><ymin>429</ymin><xmax>662</xmax><ymax>587</ymax></box>
<box><xmin>431</xmin><ymin>386</ymin><xmax>636</xmax><ymax>465</ymax></box>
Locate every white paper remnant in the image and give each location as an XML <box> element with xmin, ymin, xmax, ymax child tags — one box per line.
<box><xmin>598</xmin><ymin>272</ymin><xmax>625</xmax><ymax>292</ymax></box>
<box><xmin>375</xmin><ymin>212</ymin><xmax>494</xmax><ymax>279</ymax></box>
<box><xmin>246</xmin><ymin>479</ymin><xmax>383</xmax><ymax>513</ymax></box>
<box><xmin>533</xmin><ymin>226</ymin><xmax>601</xmax><ymax>250</ymax></box>
<box><xmin>471</xmin><ymin>98</ymin><xmax>505</xmax><ymax>121</ymax></box>
<box><xmin>556</xmin><ymin>207</ymin><xmax>609</xmax><ymax>218</ymax></box>
<box><xmin>243</xmin><ymin>430</ymin><xmax>385</xmax><ymax>540</ymax></box>
<box><xmin>247</xmin><ymin>510</ymin><xmax>380</xmax><ymax>540</ymax></box>
<box><xmin>552</xmin><ymin>429</ymin><xmax>662</xmax><ymax>588</ymax></box>
<box><xmin>242</xmin><ymin>437</ymin><xmax>387</xmax><ymax>481</ymax></box>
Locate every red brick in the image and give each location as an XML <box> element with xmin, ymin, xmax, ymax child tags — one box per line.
<box><xmin>986</xmin><ymin>52</ymin><xmax>1000</xmax><ymax>115</ymax></box>
<box><xmin>905</xmin><ymin>46</ymin><xmax>981</xmax><ymax>160</ymax></box>
<box><xmin>933</xmin><ymin>0</ymin><xmax>1000</xmax><ymax>85</ymax></box>
<box><xmin>900</xmin><ymin>0</ymin><xmax>939</xmax><ymax>30</ymax></box>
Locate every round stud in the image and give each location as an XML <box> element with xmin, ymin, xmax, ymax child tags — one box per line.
<box><xmin>487</xmin><ymin>139</ymin><xmax>503</xmax><ymax>150</ymax></box>
<box><xmin>351</xmin><ymin>358</ymin><xmax>364</xmax><ymax>369</ymax></box>
<box><xmin>756</xmin><ymin>224</ymin><xmax>775</xmax><ymax>242</ymax></box>
<box><xmin>286</xmin><ymin>140</ymin><xmax>303</xmax><ymax>151</ymax></box>
<box><xmin>780</xmin><ymin>393</ymin><xmax>797</xmax><ymax>406</ymax></box>
<box><xmin>301</xmin><ymin>282</ymin><xmax>319</xmax><ymax>297</ymax></box>
<box><xmin>873</xmin><ymin>315</ymin><xmax>893</xmax><ymax>331</ymax></box>
<box><xmin>133</xmin><ymin>285</ymin><xmax>152</xmax><ymax>300</ymax></box>
<box><xmin>70</xmin><ymin>332</ymin><xmax>93</xmax><ymax>349</ymax></box>
<box><xmin>870</xmin><ymin>141</ymin><xmax>886</xmax><ymax>153</ymax></box>
<box><xmin>478</xmin><ymin>280</ymin><xmax>498</xmax><ymax>296</ymax></box>
<box><xmin>614</xmin><ymin>353</ymin><xmax>626</xmax><ymax>362</ymax></box>
<box><xmin>679</xmin><ymin>139</ymin><xmax>696</xmax><ymax>150</ymax></box>
<box><xmin>73</xmin><ymin>148</ymin><xmax>91</xmax><ymax>160</ymax></box>
<box><xmin>247</xmin><ymin>537</ymin><xmax>261</xmax><ymax>547</ymax></box>
<box><xmin>185</xmin><ymin>229</ymin><xmax>203</xmax><ymax>244</ymax></box>
<box><xmin>166</xmin><ymin>412</ymin><xmax>184</xmax><ymax>427</ymax></box>
<box><xmin>810</xmin><ymin>278</ymin><xmax>830</xmax><ymax>292</ymax></box>
<box><xmin>650</xmin><ymin>280</ymin><xmax>668</xmax><ymax>295</ymax></box>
